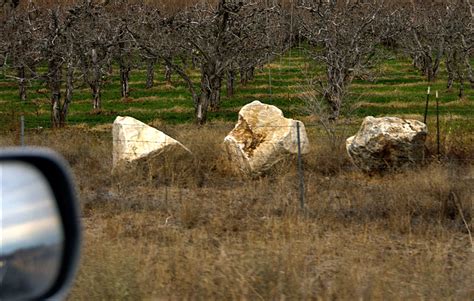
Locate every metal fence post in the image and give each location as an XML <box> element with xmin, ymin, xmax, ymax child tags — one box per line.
<box><xmin>296</xmin><ymin>122</ymin><xmax>305</xmax><ymax>210</ymax></box>
<box><xmin>423</xmin><ymin>86</ymin><xmax>430</xmax><ymax>124</ymax></box>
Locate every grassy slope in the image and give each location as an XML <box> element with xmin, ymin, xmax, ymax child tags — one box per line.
<box><xmin>0</xmin><ymin>48</ymin><xmax>472</xmax><ymax>128</ymax></box>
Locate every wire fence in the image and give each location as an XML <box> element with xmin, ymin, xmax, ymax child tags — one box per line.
<box><xmin>8</xmin><ymin>114</ymin><xmax>474</xmax><ymax>210</ymax></box>
<box><xmin>6</xmin><ymin>113</ymin><xmax>474</xmax><ymax>128</ymax></box>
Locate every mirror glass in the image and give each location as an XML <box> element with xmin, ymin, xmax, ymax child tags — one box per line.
<box><xmin>0</xmin><ymin>161</ymin><xmax>64</xmax><ymax>300</ymax></box>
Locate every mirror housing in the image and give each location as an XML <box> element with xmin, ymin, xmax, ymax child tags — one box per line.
<box><xmin>0</xmin><ymin>148</ymin><xmax>81</xmax><ymax>300</ymax></box>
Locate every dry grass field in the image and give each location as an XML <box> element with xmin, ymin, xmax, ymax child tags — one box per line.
<box><xmin>1</xmin><ymin>121</ymin><xmax>472</xmax><ymax>300</ymax></box>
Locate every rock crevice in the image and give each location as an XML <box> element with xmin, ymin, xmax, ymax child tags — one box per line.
<box><xmin>224</xmin><ymin>101</ymin><xmax>309</xmax><ymax>176</ymax></box>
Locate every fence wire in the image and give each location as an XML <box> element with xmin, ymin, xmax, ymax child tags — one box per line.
<box><xmin>7</xmin><ymin>115</ymin><xmax>474</xmax><ymax>211</ymax></box>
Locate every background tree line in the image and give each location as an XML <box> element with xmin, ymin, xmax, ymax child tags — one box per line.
<box><xmin>1</xmin><ymin>0</ymin><xmax>472</xmax><ymax>127</ymax></box>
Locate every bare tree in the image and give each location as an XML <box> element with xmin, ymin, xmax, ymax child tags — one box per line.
<box><xmin>39</xmin><ymin>5</ymin><xmax>81</xmax><ymax>127</ymax></box>
<box><xmin>1</xmin><ymin>1</ymin><xmax>42</xmax><ymax>102</ymax></box>
<box><xmin>127</xmin><ymin>3</ymin><xmax>176</xmax><ymax>87</ymax></box>
<box><xmin>116</xmin><ymin>26</ymin><xmax>132</xmax><ymax>99</ymax></box>
<box><xmin>399</xmin><ymin>1</ymin><xmax>452</xmax><ymax>82</ymax></box>
<box><xmin>44</xmin><ymin>8</ymin><xmax>65</xmax><ymax>126</ymax></box>
<box><xmin>299</xmin><ymin>0</ymin><xmax>387</xmax><ymax>120</ymax></box>
<box><xmin>69</xmin><ymin>1</ymin><xmax>116</xmax><ymax>110</ymax></box>
<box><xmin>144</xmin><ymin>57</ymin><xmax>157</xmax><ymax>89</ymax></box>
<box><xmin>109</xmin><ymin>1</ymin><xmax>137</xmax><ymax>100</ymax></box>
<box><xmin>444</xmin><ymin>1</ymin><xmax>474</xmax><ymax>98</ymax></box>
<box><xmin>131</xmin><ymin>0</ymin><xmax>282</xmax><ymax>124</ymax></box>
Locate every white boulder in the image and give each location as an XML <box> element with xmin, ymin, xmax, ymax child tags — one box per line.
<box><xmin>224</xmin><ymin>101</ymin><xmax>309</xmax><ymax>176</ymax></box>
<box><xmin>346</xmin><ymin>116</ymin><xmax>427</xmax><ymax>173</ymax></box>
<box><xmin>112</xmin><ymin>116</ymin><xmax>190</xmax><ymax>168</ymax></box>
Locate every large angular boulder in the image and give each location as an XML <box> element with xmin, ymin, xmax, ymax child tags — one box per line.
<box><xmin>112</xmin><ymin>116</ymin><xmax>191</xmax><ymax>168</ymax></box>
<box><xmin>346</xmin><ymin>116</ymin><xmax>427</xmax><ymax>173</ymax></box>
<box><xmin>224</xmin><ymin>101</ymin><xmax>309</xmax><ymax>176</ymax></box>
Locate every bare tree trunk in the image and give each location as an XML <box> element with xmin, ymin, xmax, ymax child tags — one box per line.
<box><xmin>324</xmin><ymin>66</ymin><xmax>349</xmax><ymax>120</ymax></box>
<box><xmin>446</xmin><ymin>52</ymin><xmax>454</xmax><ymax>89</ymax></box>
<box><xmin>209</xmin><ymin>76</ymin><xmax>222</xmax><ymax>111</ymax></box>
<box><xmin>240</xmin><ymin>67</ymin><xmax>247</xmax><ymax>85</ymax></box>
<box><xmin>165</xmin><ymin>64</ymin><xmax>172</xmax><ymax>85</ymax></box>
<box><xmin>423</xmin><ymin>50</ymin><xmax>443</xmax><ymax>82</ymax></box>
<box><xmin>92</xmin><ymin>85</ymin><xmax>101</xmax><ymax>110</ymax></box>
<box><xmin>415</xmin><ymin>54</ymin><xmax>440</xmax><ymax>82</ymax></box>
<box><xmin>426</xmin><ymin>64</ymin><xmax>435</xmax><ymax>82</ymax></box>
<box><xmin>239</xmin><ymin>66</ymin><xmax>254</xmax><ymax>85</ymax></box>
<box><xmin>195</xmin><ymin>64</ymin><xmax>217</xmax><ymax>124</ymax></box>
<box><xmin>195</xmin><ymin>89</ymin><xmax>210</xmax><ymax>125</ymax></box>
<box><xmin>199</xmin><ymin>60</ymin><xmax>222</xmax><ymax>111</ymax></box>
<box><xmin>226</xmin><ymin>69</ymin><xmax>235</xmax><ymax>97</ymax></box>
<box><xmin>49</xmin><ymin>59</ymin><xmax>62</xmax><ymax>128</ymax></box>
<box><xmin>18</xmin><ymin>66</ymin><xmax>27</xmax><ymax>102</ymax></box>
<box><xmin>412</xmin><ymin>54</ymin><xmax>420</xmax><ymax>70</ymax></box>
<box><xmin>146</xmin><ymin>59</ymin><xmax>155</xmax><ymax>89</ymax></box>
<box><xmin>325</xmin><ymin>92</ymin><xmax>343</xmax><ymax>121</ymax></box>
<box><xmin>120</xmin><ymin>65</ymin><xmax>130</xmax><ymax>99</ymax></box>
<box><xmin>247</xmin><ymin>67</ymin><xmax>255</xmax><ymax>81</ymax></box>
<box><xmin>421</xmin><ymin>55</ymin><xmax>434</xmax><ymax>82</ymax></box>
<box><xmin>91</xmin><ymin>48</ymin><xmax>101</xmax><ymax>110</ymax></box>
<box><xmin>459</xmin><ymin>78</ymin><xmax>464</xmax><ymax>99</ymax></box>
<box><xmin>415</xmin><ymin>55</ymin><xmax>425</xmax><ymax>72</ymax></box>
<box><xmin>465</xmin><ymin>57</ymin><xmax>474</xmax><ymax>89</ymax></box>
<box><xmin>61</xmin><ymin>61</ymin><xmax>74</xmax><ymax>126</ymax></box>
<box><xmin>431</xmin><ymin>55</ymin><xmax>441</xmax><ymax>82</ymax></box>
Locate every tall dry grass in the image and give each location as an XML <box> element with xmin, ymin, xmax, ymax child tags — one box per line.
<box><xmin>1</xmin><ymin>122</ymin><xmax>472</xmax><ymax>299</ymax></box>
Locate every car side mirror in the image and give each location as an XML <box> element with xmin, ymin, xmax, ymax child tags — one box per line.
<box><xmin>0</xmin><ymin>148</ymin><xmax>81</xmax><ymax>300</ymax></box>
